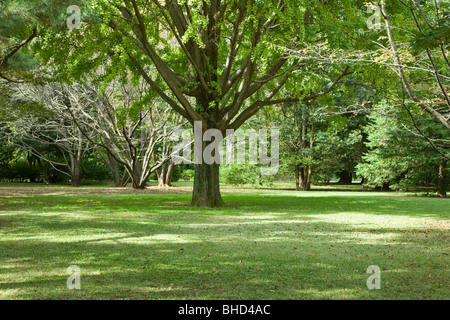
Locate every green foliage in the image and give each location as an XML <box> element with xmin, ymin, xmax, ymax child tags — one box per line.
<box><xmin>0</xmin><ymin>0</ymin><xmax>88</xmax><ymax>81</ymax></box>
<box><xmin>171</xmin><ymin>164</ymin><xmax>182</xmax><ymax>183</ymax></box>
<box><xmin>2</xmin><ymin>0</ymin><xmax>448</xmax><ymax>193</ymax></box>
<box><xmin>180</xmin><ymin>168</ymin><xmax>195</xmax><ymax>181</ymax></box>
<box><xmin>356</xmin><ymin>103</ymin><xmax>448</xmax><ymax>190</ymax></box>
<box><xmin>412</xmin><ymin>11</ymin><xmax>450</xmax><ymax>50</ymax></box>
<box><xmin>277</xmin><ymin>97</ymin><xmax>366</xmax><ymax>186</ymax></box>
<box><xmin>81</xmin><ymin>153</ymin><xmax>112</xmax><ymax>181</ymax></box>
<box><xmin>220</xmin><ymin>164</ymin><xmax>274</xmax><ymax>187</ymax></box>
<box><xmin>0</xmin><ymin>159</ymin><xmax>42</xmax><ymax>182</ymax></box>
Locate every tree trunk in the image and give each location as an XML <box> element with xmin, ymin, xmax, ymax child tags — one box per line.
<box><xmin>157</xmin><ymin>162</ymin><xmax>174</xmax><ymax>187</ymax></box>
<box><xmin>306</xmin><ymin>165</ymin><xmax>312</xmax><ymax>190</ymax></box>
<box><xmin>295</xmin><ymin>165</ymin><xmax>311</xmax><ymax>191</ymax></box>
<box><xmin>300</xmin><ymin>166</ymin><xmax>312</xmax><ymax>191</ymax></box>
<box><xmin>127</xmin><ymin>165</ymin><xmax>146</xmax><ymax>189</ymax></box>
<box><xmin>166</xmin><ymin>162</ymin><xmax>174</xmax><ymax>186</ymax></box>
<box><xmin>156</xmin><ymin>163</ymin><xmax>175</xmax><ymax>188</ymax></box>
<box><xmin>106</xmin><ymin>153</ymin><xmax>129</xmax><ymax>187</ymax></box>
<box><xmin>376</xmin><ymin>182</ymin><xmax>391</xmax><ymax>191</ymax></box>
<box><xmin>190</xmin><ymin>94</ymin><xmax>224</xmax><ymax>207</ymax></box>
<box><xmin>192</xmin><ymin>162</ymin><xmax>223</xmax><ymax>207</ymax></box>
<box><xmin>337</xmin><ymin>170</ymin><xmax>353</xmax><ymax>184</ymax></box>
<box><xmin>71</xmin><ymin>162</ymin><xmax>81</xmax><ymax>187</ymax></box>
<box><xmin>69</xmin><ymin>155</ymin><xmax>82</xmax><ymax>187</ymax></box>
<box><xmin>130</xmin><ymin>175</ymin><xmax>146</xmax><ymax>189</ymax></box>
<box><xmin>111</xmin><ymin>164</ymin><xmax>121</xmax><ymax>186</ymax></box>
<box><xmin>437</xmin><ymin>158</ymin><xmax>447</xmax><ymax>197</ymax></box>
<box><xmin>295</xmin><ymin>165</ymin><xmax>301</xmax><ymax>191</ymax></box>
<box><xmin>127</xmin><ymin>161</ymin><xmax>148</xmax><ymax>189</ymax></box>
<box><xmin>157</xmin><ymin>163</ymin><xmax>167</xmax><ymax>187</ymax></box>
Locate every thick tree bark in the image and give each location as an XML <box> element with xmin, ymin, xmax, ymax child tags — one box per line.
<box><xmin>192</xmin><ymin>162</ymin><xmax>224</xmax><ymax>207</ymax></box>
<box><xmin>437</xmin><ymin>158</ymin><xmax>447</xmax><ymax>197</ymax></box>
<box><xmin>190</xmin><ymin>94</ymin><xmax>225</xmax><ymax>207</ymax></box>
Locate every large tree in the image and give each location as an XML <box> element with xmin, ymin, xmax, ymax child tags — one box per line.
<box><xmin>33</xmin><ymin>0</ymin><xmax>363</xmax><ymax>206</ymax></box>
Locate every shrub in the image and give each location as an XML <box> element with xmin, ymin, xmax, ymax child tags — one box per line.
<box><xmin>220</xmin><ymin>164</ymin><xmax>274</xmax><ymax>187</ymax></box>
<box><xmin>2</xmin><ymin>160</ymin><xmax>42</xmax><ymax>182</ymax></box>
<box><xmin>181</xmin><ymin>169</ymin><xmax>194</xmax><ymax>181</ymax></box>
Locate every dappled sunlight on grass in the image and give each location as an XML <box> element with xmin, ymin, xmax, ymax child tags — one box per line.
<box><xmin>0</xmin><ymin>187</ymin><xmax>448</xmax><ymax>299</ymax></box>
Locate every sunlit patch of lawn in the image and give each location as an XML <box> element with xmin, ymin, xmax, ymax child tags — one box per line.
<box><xmin>0</xmin><ymin>185</ymin><xmax>448</xmax><ymax>299</ymax></box>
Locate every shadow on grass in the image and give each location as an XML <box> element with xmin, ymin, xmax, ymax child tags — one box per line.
<box><xmin>1</xmin><ymin>191</ymin><xmax>448</xmax><ymax>219</ymax></box>
<box><xmin>1</xmin><ymin>216</ymin><xmax>448</xmax><ymax>299</ymax></box>
<box><xmin>0</xmin><ymin>190</ymin><xmax>448</xmax><ymax>299</ymax></box>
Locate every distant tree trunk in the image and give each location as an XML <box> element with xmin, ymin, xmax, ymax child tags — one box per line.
<box><xmin>129</xmin><ymin>173</ymin><xmax>146</xmax><ymax>189</ymax></box>
<box><xmin>295</xmin><ymin>165</ymin><xmax>301</xmax><ymax>191</ymax></box>
<box><xmin>110</xmin><ymin>158</ymin><xmax>129</xmax><ymax>188</ymax></box>
<box><xmin>295</xmin><ymin>165</ymin><xmax>311</xmax><ymax>191</ymax></box>
<box><xmin>375</xmin><ymin>182</ymin><xmax>391</xmax><ymax>191</ymax></box>
<box><xmin>382</xmin><ymin>182</ymin><xmax>391</xmax><ymax>191</ymax></box>
<box><xmin>99</xmin><ymin>151</ymin><xmax>129</xmax><ymax>187</ymax></box>
<box><xmin>128</xmin><ymin>162</ymin><xmax>147</xmax><ymax>189</ymax></box>
<box><xmin>166</xmin><ymin>162</ymin><xmax>175</xmax><ymax>186</ymax></box>
<box><xmin>157</xmin><ymin>163</ymin><xmax>166</xmax><ymax>187</ymax></box>
<box><xmin>437</xmin><ymin>158</ymin><xmax>447</xmax><ymax>197</ymax></box>
<box><xmin>69</xmin><ymin>154</ymin><xmax>82</xmax><ymax>187</ymax></box>
<box><xmin>338</xmin><ymin>170</ymin><xmax>353</xmax><ymax>184</ymax></box>
<box><xmin>157</xmin><ymin>162</ymin><xmax>175</xmax><ymax>187</ymax></box>
<box><xmin>302</xmin><ymin>166</ymin><xmax>312</xmax><ymax>191</ymax></box>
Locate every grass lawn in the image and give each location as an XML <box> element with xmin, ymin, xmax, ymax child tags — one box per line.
<box><xmin>0</xmin><ymin>184</ymin><xmax>448</xmax><ymax>300</ymax></box>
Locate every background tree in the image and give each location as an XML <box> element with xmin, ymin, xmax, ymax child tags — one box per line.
<box><xmin>356</xmin><ymin>102</ymin><xmax>449</xmax><ymax>195</ymax></box>
<box><xmin>8</xmin><ymin>83</ymin><xmax>94</xmax><ymax>186</ymax></box>
<box><xmin>380</xmin><ymin>0</ymin><xmax>449</xmax><ymax>132</ymax></box>
<box><xmin>0</xmin><ymin>0</ymin><xmax>89</xmax><ymax>85</ymax></box>
<box><xmin>64</xmin><ymin>77</ymin><xmax>183</xmax><ymax>189</ymax></box>
<box><xmin>279</xmin><ymin>101</ymin><xmax>320</xmax><ymax>191</ymax></box>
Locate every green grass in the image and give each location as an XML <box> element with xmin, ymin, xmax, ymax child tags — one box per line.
<box><xmin>0</xmin><ymin>184</ymin><xmax>448</xmax><ymax>300</ymax></box>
